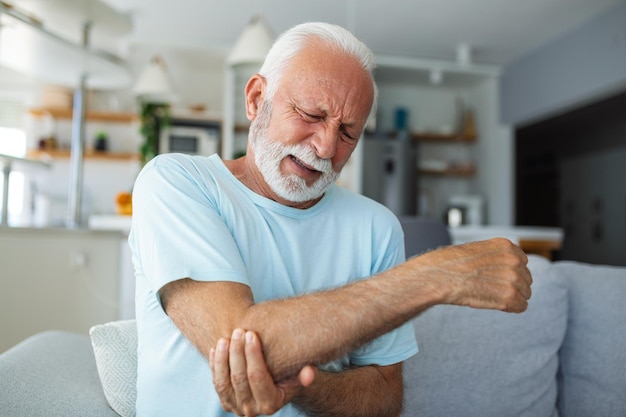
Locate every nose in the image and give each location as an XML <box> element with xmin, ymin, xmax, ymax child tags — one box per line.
<box><xmin>310</xmin><ymin>125</ymin><xmax>338</xmax><ymax>160</ymax></box>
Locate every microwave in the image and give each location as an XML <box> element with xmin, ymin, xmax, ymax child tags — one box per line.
<box><xmin>160</xmin><ymin>124</ymin><xmax>220</xmax><ymax>156</ymax></box>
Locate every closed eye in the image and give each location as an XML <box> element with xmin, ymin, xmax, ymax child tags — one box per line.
<box><xmin>295</xmin><ymin>106</ymin><xmax>358</xmax><ymax>142</ymax></box>
<box><xmin>296</xmin><ymin>107</ymin><xmax>323</xmax><ymax>123</ymax></box>
<box><xmin>340</xmin><ymin>125</ymin><xmax>358</xmax><ymax>142</ymax></box>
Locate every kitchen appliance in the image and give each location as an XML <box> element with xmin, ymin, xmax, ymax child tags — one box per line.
<box><xmin>362</xmin><ymin>136</ymin><xmax>418</xmax><ymax>216</ymax></box>
<box><xmin>445</xmin><ymin>206</ymin><xmax>466</xmax><ymax>227</ymax></box>
<box><xmin>160</xmin><ymin>120</ymin><xmax>220</xmax><ymax>156</ymax></box>
<box><xmin>445</xmin><ymin>194</ymin><xmax>484</xmax><ymax>226</ymax></box>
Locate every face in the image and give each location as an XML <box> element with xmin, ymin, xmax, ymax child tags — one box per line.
<box><xmin>250</xmin><ymin>100</ymin><xmax>339</xmax><ymax>203</ymax></box>
<box><xmin>247</xmin><ymin>40</ymin><xmax>375</xmax><ymax>207</ymax></box>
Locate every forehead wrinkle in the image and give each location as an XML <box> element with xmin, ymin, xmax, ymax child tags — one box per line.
<box><xmin>279</xmin><ymin>41</ymin><xmax>373</xmax><ymax>130</ymax></box>
<box><xmin>309</xmin><ymin>80</ymin><xmax>362</xmax><ymax>124</ymax></box>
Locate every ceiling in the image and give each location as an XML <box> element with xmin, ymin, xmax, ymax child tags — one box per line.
<box><xmin>1</xmin><ymin>0</ymin><xmax>624</xmax><ymax>89</ymax></box>
<box><xmin>98</xmin><ymin>0</ymin><xmax>624</xmax><ymax>67</ymax></box>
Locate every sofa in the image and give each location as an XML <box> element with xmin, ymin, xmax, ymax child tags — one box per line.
<box><xmin>1</xmin><ymin>255</ymin><xmax>625</xmax><ymax>417</ymax></box>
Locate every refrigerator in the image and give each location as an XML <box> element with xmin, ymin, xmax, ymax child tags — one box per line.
<box><xmin>361</xmin><ymin>136</ymin><xmax>418</xmax><ymax>216</ymax></box>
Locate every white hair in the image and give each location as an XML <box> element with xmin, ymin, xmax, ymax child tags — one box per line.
<box><xmin>258</xmin><ymin>22</ymin><xmax>378</xmax><ymax>116</ymax></box>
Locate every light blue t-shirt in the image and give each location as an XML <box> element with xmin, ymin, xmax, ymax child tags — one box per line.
<box><xmin>129</xmin><ymin>153</ymin><xmax>418</xmax><ymax>417</ymax></box>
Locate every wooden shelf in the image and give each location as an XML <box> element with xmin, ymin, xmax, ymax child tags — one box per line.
<box><xmin>27</xmin><ymin>149</ymin><xmax>139</xmax><ymax>161</ymax></box>
<box><xmin>28</xmin><ymin>107</ymin><xmax>137</xmax><ymax>123</ymax></box>
<box><xmin>375</xmin><ymin>131</ymin><xmax>477</xmax><ymax>143</ymax></box>
<box><xmin>411</xmin><ymin>132</ymin><xmax>477</xmax><ymax>143</ymax></box>
<box><xmin>419</xmin><ymin>166</ymin><xmax>476</xmax><ymax>177</ymax></box>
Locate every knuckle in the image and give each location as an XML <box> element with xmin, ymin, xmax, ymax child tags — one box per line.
<box><xmin>259</xmin><ymin>402</ymin><xmax>278</xmax><ymax>416</ymax></box>
<box><xmin>242</xmin><ymin>404</ymin><xmax>259</xmax><ymax>417</ymax></box>
<box><xmin>230</xmin><ymin>372</ymin><xmax>249</xmax><ymax>388</ymax></box>
<box><xmin>502</xmin><ymin>251</ymin><xmax>522</xmax><ymax>267</ymax></box>
<box><xmin>246</xmin><ymin>367</ymin><xmax>266</xmax><ymax>385</ymax></box>
<box><xmin>213</xmin><ymin>379</ymin><xmax>231</xmax><ymax>394</ymax></box>
<box><xmin>492</xmin><ymin>237</ymin><xmax>514</xmax><ymax>248</ymax></box>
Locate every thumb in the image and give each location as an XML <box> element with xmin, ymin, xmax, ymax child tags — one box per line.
<box><xmin>297</xmin><ymin>365</ymin><xmax>316</xmax><ymax>387</ymax></box>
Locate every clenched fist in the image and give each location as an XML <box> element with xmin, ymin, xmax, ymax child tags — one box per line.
<box><xmin>405</xmin><ymin>238</ymin><xmax>532</xmax><ymax>313</ymax></box>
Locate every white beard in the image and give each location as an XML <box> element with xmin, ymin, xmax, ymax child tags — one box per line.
<box><xmin>249</xmin><ymin>101</ymin><xmax>339</xmax><ymax>203</ymax></box>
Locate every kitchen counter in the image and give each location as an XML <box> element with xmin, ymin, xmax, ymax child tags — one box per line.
<box><xmin>88</xmin><ymin>215</ymin><xmax>134</xmax><ymax>320</ymax></box>
<box><xmin>449</xmin><ymin>225</ymin><xmax>564</xmax><ymax>259</ymax></box>
<box><xmin>0</xmin><ymin>225</ymin><xmax>125</xmax><ymax>237</ymax></box>
<box><xmin>88</xmin><ymin>214</ymin><xmax>132</xmax><ymax>234</ymax></box>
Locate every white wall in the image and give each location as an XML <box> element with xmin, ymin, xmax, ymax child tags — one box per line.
<box><xmin>501</xmin><ymin>3</ymin><xmax>626</xmax><ymax>127</ymax></box>
<box><xmin>0</xmin><ymin>227</ymin><xmax>123</xmax><ymax>353</ymax></box>
<box><xmin>124</xmin><ymin>43</ymin><xmax>227</xmax><ymax>114</ymax></box>
<box><xmin>469</xmin><ymin>78</ymin><xmax>514</xmax><ymax>225</ymax></box>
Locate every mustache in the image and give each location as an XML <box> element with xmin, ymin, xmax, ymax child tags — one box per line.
<box><xmin>287</xmin><ymin>144</ymin><xmax>333</xmax><ymax>174</ymax></box>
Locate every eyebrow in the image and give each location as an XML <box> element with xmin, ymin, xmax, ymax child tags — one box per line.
<box><xmin>295</xmin><ymin>98</ymin><xmax>362</xmax><ymax>130</ymax></box>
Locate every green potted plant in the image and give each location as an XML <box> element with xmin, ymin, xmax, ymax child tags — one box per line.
<box><xmin>138</xmin><ymin>101</ymin><xmax>170</xmax><ymax>166</ymax></box>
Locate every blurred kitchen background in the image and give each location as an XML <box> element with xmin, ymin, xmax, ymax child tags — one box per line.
<box><xmin>1</xmin><ymin>0</ymin><xmax>625</xmax><ymax>351</ymax></box>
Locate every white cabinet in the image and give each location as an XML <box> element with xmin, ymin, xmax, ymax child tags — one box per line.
<box><xmin>0</xmin><ymin>227</ymin><xmax>124</xmax><ymax>352</ymax></box>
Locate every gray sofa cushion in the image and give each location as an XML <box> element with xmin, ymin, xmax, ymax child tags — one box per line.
<box><xmin>0</xmin><ymin>330</ymin><xmax>119</xmax><ymax>417</ymax></box>
<box><xmin>555</xmin><ymin>261</ymin><xmax>626</xmax><ymax>417</ymax></box>
<box><xmin>402</xmin><ymin>255</ymin><xmax>567</xmax><ymax>417</ymax></box>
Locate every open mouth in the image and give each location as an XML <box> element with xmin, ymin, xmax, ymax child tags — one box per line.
<box><xmin>289</xmin><ymin>155</ymin><xmax>321</xmax><ymax>173</ymax></box>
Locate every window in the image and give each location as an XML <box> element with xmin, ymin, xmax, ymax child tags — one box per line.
<box><xmin>0</xmin><ymin>99</ymin><xmax>27</xmax><ymax>225</ymax></box>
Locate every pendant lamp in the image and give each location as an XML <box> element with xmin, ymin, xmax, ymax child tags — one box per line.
<box><xmin>227</xmin><ymin>14</ymin><xmax>274</xmax><ymax>65</ymax></box>
<box><xmin>133</xmin><ymin>55</ymin><xmax>176</xmax><ymax>104</ymax></box>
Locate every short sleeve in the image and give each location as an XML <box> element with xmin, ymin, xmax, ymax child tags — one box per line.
<box><xmin>130</xmin><ymin>154</ymin><xmax>249</xmax><ymax>293</ymax></box>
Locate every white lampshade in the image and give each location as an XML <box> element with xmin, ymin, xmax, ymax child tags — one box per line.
<box><xmin>133</xmin><ymin>56</ymin><xmax>176</xmax><ymax>103</ymax></box>
<box><xmin>227</xmin><ymin>14</ymin><xmax>274</xmax><ymax>65</ymax></box>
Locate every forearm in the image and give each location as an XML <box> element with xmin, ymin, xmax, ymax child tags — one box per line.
<box><xmin>291</xmin><ymin>365</ymin><xmax>404</xmax><ymax>417</ymax></box>
<box><xmin>239</xmin><ymin>262</ymin><xmax>434</xmax><ymax>381</ymax></box>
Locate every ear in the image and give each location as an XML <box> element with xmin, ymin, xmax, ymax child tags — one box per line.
<box><xmin>244</xmin><ymin>74</ymin><xmax>266</xmax><ymax>121</ymax></box>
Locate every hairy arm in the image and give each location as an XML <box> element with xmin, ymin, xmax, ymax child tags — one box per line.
<box><xmin>161</xmin><ymin>238</ymin><xmax>531</xmax><ymax>382</ymax></box>
<box><xmin>291</xmin><ymin>364</ymin><xmax>404</xmax><ymax>417</ymax></box>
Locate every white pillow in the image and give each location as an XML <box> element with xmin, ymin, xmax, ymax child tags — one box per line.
<box><xmin>90</xmin><ymin>319</ymin><xmax>138</xmax><ymax>417</ymax></box>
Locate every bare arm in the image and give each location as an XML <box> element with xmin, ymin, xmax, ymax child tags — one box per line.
<box><xmin>210</xmin><ymin>329</ymin><xmax>403</xmax><ymax>417</ymax></box>
<box><xmin>161</xmin><ymin>238</ymin><xmax>531</xmax><ymax>382</ymax></box>
<box><xmin>291</xmin><ymin>364</ymin><xmax>404</xmax><ymax>417</ymax></box>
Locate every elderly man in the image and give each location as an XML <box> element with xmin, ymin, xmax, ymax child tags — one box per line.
<box><xmin>129</xmin><ymin>22</ymin><xmax>531</xmax><ymax>417</ymax></box>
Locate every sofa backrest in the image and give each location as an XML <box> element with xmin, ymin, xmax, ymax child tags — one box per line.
<box><xmin>401</xmin><ymin>256</ymin><xmax>626</xmax><ymax>417</ymax></box>
<box><xmin>554</xmin><ymin>261</ymin><xmax>626</xmax><ymax>417</ymax></box>
<box><xmin>401</xmin><ymin>255</ymin><xmax>566</xmax><ymax>417</ymax></box>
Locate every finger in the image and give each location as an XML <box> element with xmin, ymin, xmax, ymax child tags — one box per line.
<box><xmin>244</xmin><ymin>330</ymin><xmax>284</xmax><ymax>410</ymax></box>
<box><xmin>509</xmin><ymin>265</ymin><xmax>533</xmax><ymax>300</ymax></box>
<box><xmin>229</xmin><ymin>328</ymin><xmax>253</xmax><ymax>409</ymax></box>
<box><xmin>520</xmin><ymin>265</ymin><xmax>533</xmax><ymax>286</ymax></box>
<box><xmin>212</xmin><ymin>338</ymin><xmax>237</xmax><ymax>412</ymax></box>
<box><xmin>245</xmin><ymin>330</ymin><xmax>308</xmax><ymax>414</ymax></box>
